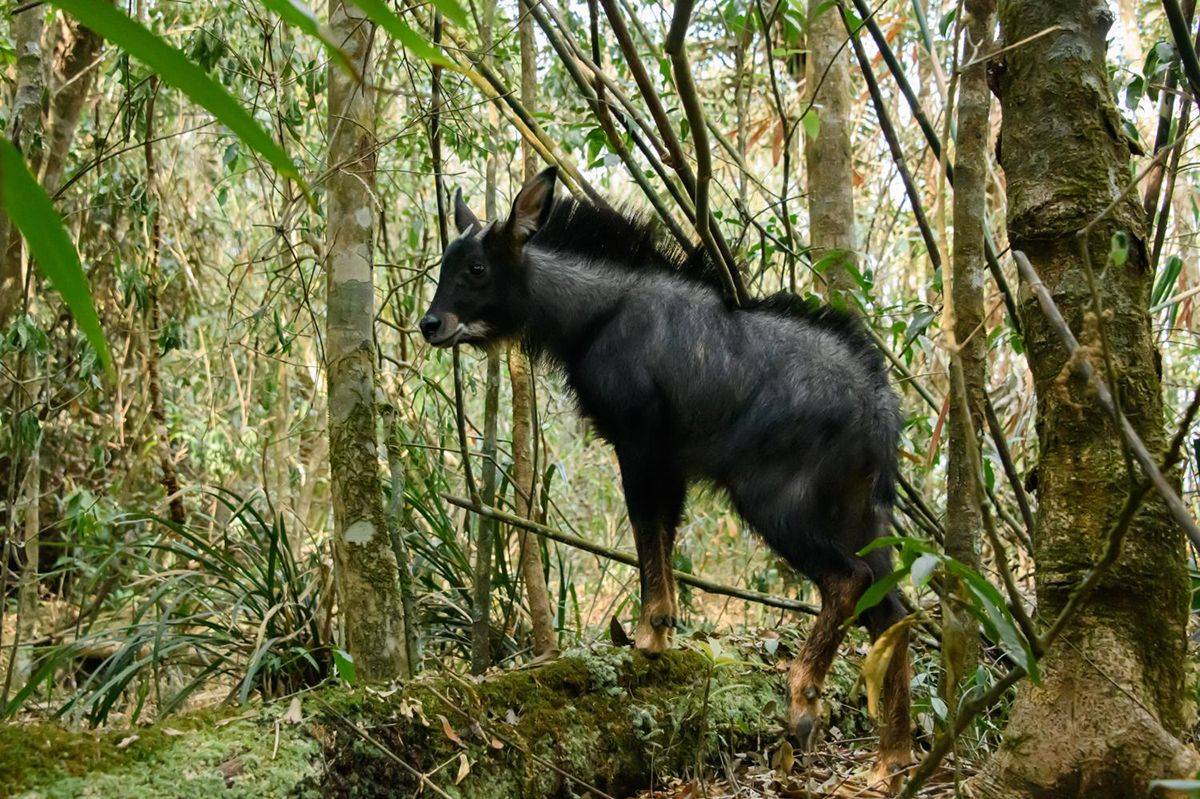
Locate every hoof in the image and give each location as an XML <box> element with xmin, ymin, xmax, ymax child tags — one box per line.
<box><xmin>634</xmin><ymin>616</ymin><xmax>674</xmax><ymax>657</ymax></box>
<box><xmin>868</xmin><ymin>751</ymin><xmax>912</xmax><ymax>794</ymax></box>
<box><xmin>788</xmin><ymin>709</ymin><xmax>822</xmax><ymax>752</ymax></box>
<box><xmin>788</xmin><ymin>684</ymin><xmax>823</xmax><ymax>752</ymax></box>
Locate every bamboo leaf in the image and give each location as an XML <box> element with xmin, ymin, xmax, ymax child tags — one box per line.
<box><xmin>0</xmin><ymin>139</ymin><xmax>112</xmax><ymax>377</ymax></box>
<box><xmin>51</xmin><ymin>0</ymin><xmax>304</xmax><ymax>187</ymax></box>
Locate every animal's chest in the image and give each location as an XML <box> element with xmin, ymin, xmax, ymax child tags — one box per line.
<box><xmin>564</xmin><ymin>356</ymin><xmax>661</xmax><ymax>442</ymax></box>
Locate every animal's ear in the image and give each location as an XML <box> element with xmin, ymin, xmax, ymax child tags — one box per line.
<box><xmin>454</xmin><ymin>188</ymin><xmax>481</xmax><ymax>235</ymax></box>
<box><xmin>504</xmin><ymin>166</ymin><xmax>557</xmax><ymax>246</ymax></box>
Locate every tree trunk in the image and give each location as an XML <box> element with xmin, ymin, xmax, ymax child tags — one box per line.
<box><xmin>0</xmin><ymin>3</ymin><xmax>47</xmax><ymax>326</ymax></box>
<box><xmin>941</xmin><ymin>0</ymin><xmax>993</xmax><ymax>701</ymax></box>
<box><xmin>2</xmin><ymin>648</ymin><xmax>787</xmax><ymax>799</ymax></box>
<box><xmin>325</xmin><ymin>0</ymin><xmax>407</xmax><ymax>682</ymax></box>
<box><xmin>803</xmin><ymin>0</ymin><xmax>857</xmax><ymax>297</ymax></box>
<box><xmin>515</xmin><ymin>0</ymin><xmax>558</xmax><ymax>658</ymax></box>
<box><xmin>40</xmin><ymin>10</ymin><xmax>106</xmax><ymax>194</ymax></box>
<box><xmin>973</xmin><ymin>1</ymin><xmax>1198</xmax><ymax>794</ymax></box>
<box><xmin>143</xmin><ymin>77</ymin><xmax>187</xmax><ymax>528</ymax></box>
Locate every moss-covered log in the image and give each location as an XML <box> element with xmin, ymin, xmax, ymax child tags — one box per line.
<box><xmin>2</xmin><ymin>648</ymin><xmax>787</xmax><ymax>799</ymax></box>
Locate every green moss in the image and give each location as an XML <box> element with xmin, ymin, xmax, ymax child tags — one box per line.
<box><xmin>2</xmin><ymin>706</ymin><xmax>318</xmax><ymax>799</ymax></box>
<box><xmin>4</xmin><ymin>645</ymin><xmax>787</xmax><ymax>799</ymax></box>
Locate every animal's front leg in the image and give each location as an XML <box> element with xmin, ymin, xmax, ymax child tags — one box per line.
<box><xmin>632</xmin><ymin>522</ymin><xmax>677</xmax><ymax>656</ymax></box>
<box><xmin>616</xmin><ymin>447</ymin><xmax>685</xmax><ymax>658</ymax></box>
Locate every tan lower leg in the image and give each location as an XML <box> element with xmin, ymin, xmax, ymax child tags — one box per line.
<box><xmin>634</xmin><ymin>535</ymin><xmax>677</xmax><ymax>655</ymax></box>
<box><xmin>874</xmin><ymin>627</ymin><xmax>913</xmax><ymax>781</ymax></box>
<box><xmin>788</xmin><ymin>571</ymin><xmax>866</xmax><ymax>745</ymax></box>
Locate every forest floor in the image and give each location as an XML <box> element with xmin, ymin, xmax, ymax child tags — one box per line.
<box><xmin>632</xmin><ymin>747</ymin><xmax>965</xmax><ymax>798</ymax></box>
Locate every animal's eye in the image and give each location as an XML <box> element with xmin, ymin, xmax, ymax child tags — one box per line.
<box><xmin>470</xmin><ymin>263</ymin><xmax>486</xmax><ymax>276</ymax></box>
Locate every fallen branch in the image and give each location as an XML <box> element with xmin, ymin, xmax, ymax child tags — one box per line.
<box><xmin>442</xmin><ymin>494</ymin><xmax>819</xmax><ymax>615</ymax></box>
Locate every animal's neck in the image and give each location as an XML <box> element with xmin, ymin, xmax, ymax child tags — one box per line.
<box><xmin>520</xmin><ymin>248</ymin><xmax>630</xmax><ymax>364</ymax></box>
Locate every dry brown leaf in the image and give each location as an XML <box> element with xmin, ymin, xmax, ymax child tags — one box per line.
<box><xmin>116</xmin><ymin>734</ymin><xmax>139</xmax><ymax>749</ymax></box>
<box><xmin>862</xmin><ymin>615</ymin><xmax>914</xmax><ymax>721</ymax></box>
<box><xmin>282</xmin><ymin>696</ymin><xmax>303</xmax><ymax>725</ymax></box>
<box><xmin>438</xmin><ymin>713</ymin><xmax>465</xmax><ymax>747</ymax></box>
<box><xmin>454</xmin><ymin>752</ymin><xmax>471</xmax><ymax>784</ymax></box>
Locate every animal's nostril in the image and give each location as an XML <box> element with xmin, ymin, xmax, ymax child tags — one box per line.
<box><xmin>419</xmin><ymin>313</ymin><xmax>441</xmax><ymax>340</ymax></box>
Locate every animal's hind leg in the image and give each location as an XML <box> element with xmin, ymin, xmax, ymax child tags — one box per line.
<box><xmin>788</xmin><ymin>555</ymin><xmax>873</xmax><ymax>750</ymax></box>
<box><xmin>863</xmin><ymin>578</ymin><xmax>913</xmax><ymax>787</ymax></box>
<box><xmin>616</xmin><ymin>447</ymin><xmax>685</xmax><ymax>657</ymax></box>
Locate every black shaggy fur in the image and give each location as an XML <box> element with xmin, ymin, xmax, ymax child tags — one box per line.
<box><xmin>421</xmin><ymin>169</ymin><xmax>910</xmax><ymax>748</ymax></box>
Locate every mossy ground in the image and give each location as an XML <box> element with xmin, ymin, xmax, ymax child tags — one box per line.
<box><xmin>1</xmin><ymin>703</ymin><xmax>319</xmax><ymax>799</ymax></box>
<box><xmin>2</xmin><ymin>645</ymin><xmax>786</xmax><ymax>799</ymax></box>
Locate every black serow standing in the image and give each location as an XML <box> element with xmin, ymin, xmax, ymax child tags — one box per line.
<box><xmin>422</xmin><ymin>168</ymin><xmax>912</xmax><ymax>777</ymax></box>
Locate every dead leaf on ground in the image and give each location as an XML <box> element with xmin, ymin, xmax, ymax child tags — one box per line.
<box><xmin>438</xmin><ymin>713</ymin><xmax>465</xmax><ymax>747</ymax></box>
<box><xmin>454</xmin><ymin>752</ymin><xmax>471</xmax><ymax>784</ymax></box>
<box><xmin>282</xmin><ymin>696</ymin><xmax>303</xmax><ymax>725</ymax></box>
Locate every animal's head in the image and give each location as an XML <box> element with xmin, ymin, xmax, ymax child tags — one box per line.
<box><xmin>420</xmin><ymin>166</ymin><xmax>557</xmax><ymax>348</ymax></box>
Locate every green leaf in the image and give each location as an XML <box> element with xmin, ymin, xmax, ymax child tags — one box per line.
<box><xmin>1109</xmin><ymin>230</ymin><xmax>1129</xmax><ymax>267</ymax></box>
<box><xmin>910</xmin><ymin>553</ymin><xmax>940</xmax><ymax>589</ymax></box>
<box><xmin>333</xmin><ymin>648</ymin><xmax>357</xmax><ymax>685</ymax></box>
<box><xmin>948</xmin><ymin>561</ymin><xmax>1040</xmax><ymax>683</ymax></box>
<box><xmin>0</xmin><ymin>139</ymin><xmax>112</xmax><ymax>377</ymax></box>
<box><xmin>800</xmin><ymin>108</ymin><xmax>820</xmax><ymax>140</ymax></box>
<box><xmin>51</xmin><ymin>0</ymin><xmax>304</xmax><ymax>189</ymax></box>
<box><xmin>1152</xmin><ymin>254</ymin><xmax>1183</xmax><ymax>306</ymax></box>
<box><xmin>348</xmin><ymin>0</ymin><xmax>451</xmax><ymax>66</ymax></box>
<box><xmin>853</xmin><ymin>567</ymin><xmax>907</xmax><ymax>617</ymax></box>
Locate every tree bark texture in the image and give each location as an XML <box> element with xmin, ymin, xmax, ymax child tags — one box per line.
<box><xmin>0</xmin><ymin>3</ymin><xmax>47</xmax><ymax>326</ymax></box>
<box><xmin>941</xmin><ymin>0</ymin><xmax>993</xmax><ymax>700</ymax></box>
<box><xmin>325</xmin><ymin>0</ymin><xmax>407</xmax><ymax>682</ymax></box>
<box><xmin>40</xmin><ymin>10</ymin><xmax>106</xmax><ymax>194</ymax></box>
<box><xmin>974</xmin><ymin>0</ymin><xmax>1198</xmax><ymax>794</ymax></box>
<box><xmin>804</xmin><ymin>0</ymin><xmax>857</xmax><ymax>296</ymax></box>
<box><xmin>515</xmin><ymin>0</ymin><xmax>558</xmax><ymax>658</ymax></box>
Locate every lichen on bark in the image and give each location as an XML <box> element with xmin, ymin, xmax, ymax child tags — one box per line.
<box><xmin>973</xmin><ymin>0</ymin><xmax>1199</xmax><ymax>793</ymax></box>
<box><xmin>325</xmin><ymin>0</ymin><xmax>407</xmax><ymax>682</ymax></box>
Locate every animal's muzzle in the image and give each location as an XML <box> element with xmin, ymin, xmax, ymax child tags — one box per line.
<box><xmin>419</xmin><ymin>313</ymin><xmax>442</xmax><ymax>341</ymax></box>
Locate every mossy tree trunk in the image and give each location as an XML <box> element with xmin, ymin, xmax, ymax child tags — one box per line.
<box><xmin>804</xmin><ymin>0</ymin><xmax>857</xmax><ymax>297</ymax></box>
<box><xmin>325</xmin><ymin>0</ymin><xmax>407</xmax><ymax>682</ymax></box>
<box><xmin>974</xmin><ymin>1</ymin><xmax>1198</xmax><ymax>794</ymax></box>
<box><xmin>941</xmin><ymin>0</ymin><xmax>993</xmax><ymax>702</ymax></box>
<box><xmin>40</xmin><ymin>9</ymin><xmax>107</xmax><ymax>194</ymax></box>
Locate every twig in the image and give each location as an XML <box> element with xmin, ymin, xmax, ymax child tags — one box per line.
<box><xmin>844</xmin><ymin>9</ymin><xmax>941</xmax><ymax>272</ymax></box>
<box><xmin>315</xmin><ymin>698</ymin><xmax>457</xmax><ymax>799</ymax></box>
<box><xmin>1163</xmin><ymin>0</ymin><xmax>1200</xmax><ymax>114</ymax></box>
<box><xmin>664</xmin><ymin>0</ymin><xmax>744</xmax><ymax>304</ymax></box>
<box><xmin>442</xmin><ymin>494</ymin><xmax>819</xmax><ymax>615</ymax></box>
<box><xmin>847</xmin><ymin>0</ymin><xmax>1023</xmax><ymax>338</ymax></box>
<box><xmin>451</xmin><ymin>348</ymin><xmax>479</xmax><ymax>504</ymax></box>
